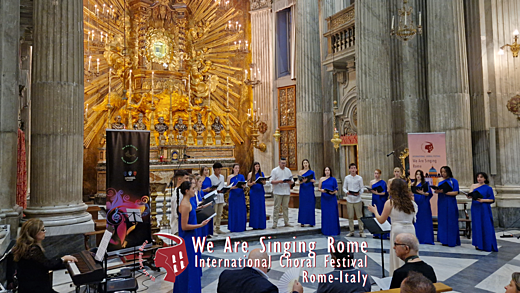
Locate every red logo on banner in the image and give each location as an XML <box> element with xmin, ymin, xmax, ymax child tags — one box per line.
<box><xmin>421</xmin><ymin>141</ymin><xmax>434</xmax><ymax>153</ymax></box>
<box><xmin>154</xmin><ymin>233</ymin><xmax>188</xmax><ymax>283</ymax></box>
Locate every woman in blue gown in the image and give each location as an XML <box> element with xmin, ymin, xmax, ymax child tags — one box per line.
<box><xmin>200</xmin><ymin>166</ymin><xmax>214</xmax><ymax>237</ymax></box>
<box><xmin>298</xmin><ymin>159</ymin><xmax>316</xmax><ymax>227</ymax></box>
<box><xmin>319</xmin><ymin>166</ymin><xmax>340</xmax><ymax>236</ymax></box>
<box><xmin>227</xmin><ymin>164</ymin><xmax>247</xmax><ymax>232</ymax></box>
<box><xmin>468</xmin><ymin>172</ymin><xmax>498</xmax><ymax>252</ymax></box>
<box><xmin>174</xmin><ymin>181</ymin><xmax>210</xmax><ymax>293</ymax></box>
<box><xmin>434</xmin><ymin>166</ymin><xmax>461</xmax><ymax>247</ymax></box>
<box><xmin>370</xmin><ymin>169</ymin><xmax>389</xmax><ymax>239</ymax></box>
<box><xmin>247</xmin><ymin>162</ymin><xmax>266</xmax><ymax>230</ymax></box>
<box><xmin>412</xmin><ymin>170</ymin><xmax>435</xmax><ymax>245</ymax></box>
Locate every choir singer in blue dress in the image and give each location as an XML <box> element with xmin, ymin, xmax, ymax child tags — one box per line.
<box><xmin>319</xmin><ymin>166</ymin><xmax>340</xmax><ymax>236</ymax></box>
<box><xmin>247</xmin><ymin>162</ymin><xmax>267</xmax><ymax>230</ymax></box>
<box><xmin>369</xmin><ymin>169</ymin><xmax>389</xmax><ymax>239</ymax></box>
<box><xmin>412</xmin><ymin>170</ymin><xmax>435</xmax><ymax>245</ymax></box>
<box><xmin>199</xmin><ymin>166</ymin><xmax>214</xmax><ymax>237</ymax></box>
<box><xmin>434</xmin><ymin>166</ymin><xmax>461</xmax><ymax>247</ymax></box>
<box><xmin>228</xmin><ymin>164</ymin><xmax>247</xmax><ymax>232</ymax></box>
<box><xmin>298</xmin><ymin>159</ymin><xmax>316</xmax><ymax>227</ymax></box>
<box><xmin>468</xmin><ymin>172</ymin><xmax>498</xmax><ymax>252</ymax></box>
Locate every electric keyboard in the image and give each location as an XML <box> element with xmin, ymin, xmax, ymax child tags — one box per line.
<box><xmin>66</xmin><ymin>250</ymin><xmax>104</xmax><ymax>286</ymax></box>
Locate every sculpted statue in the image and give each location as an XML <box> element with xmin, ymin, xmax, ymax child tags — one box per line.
<box><xmin>155</xmin><ymin>116</ymin><xmax>169</xmax><ymax>145</ymax></box>
<box><xmin>174</xmin><ymin>118</ymin><xmax>188</xmax><ymax>136</ymax></box>
<box><xmin>111</xmin><ymin>115</ymin><xmax>126</xmax><ymax>130</ymax></box>
<box><xmin>133</xmin><ymin>113</ymin><xmax>147</xmax><ymax>130</ymax></box>
<box><xmin>211</xmin><ymin>117</ymin><xmax>224</xmax><ymax>135</ymax></box>
<box><xmin>155</xmin><ymin>116</ymin><xmax>169</xmax><ymax>135</ymax></box>
<box><xmin>193</xmin><ymin>113</ymin><xmax>206</xmax><ymax>135</ymax></box>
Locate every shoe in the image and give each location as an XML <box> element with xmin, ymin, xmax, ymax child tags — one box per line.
<box><xmin>310</xmin><ymin>225</ymin><xmax>314</xmax><ymax>227</ymax></box>
<box><xmin>215</xmin><ymin>228</ymin><xmax>223</xmax><ymax>234</ymax></box>
<box><xmin>301</xmin><ymin>224</ymin><xmax>305</xmax><ymax>227</ymax></box>
<box><xmin>285</xmin><ymin>223</ymin><xmax>293</xmax><ymax>227</ymax></box>
<box><xmin>347</xmin><ymin>232</ymin><xmax>354</xmax><ymax>237</ymax></box>
<box><xmin>359</xmin><ymin>232</ymin><xmax>366</xmax><ymax>238</ymax></box>
<box><xmin>272</xmin><ymin>225</ymin><xmax>278</xmax><ymax>229</ymax></box>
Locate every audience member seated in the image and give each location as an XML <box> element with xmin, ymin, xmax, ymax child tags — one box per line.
<box><xmin>400</xmin><ymin>271</ymin><xmax>436</xmax><ymax>293</ymax></box>
<box><xmin>12</xmin><ymin>218</ymin><xmax>78</xmax><ymax>293</ymax></box>
<box><xmin>317</xmin><ymin>241</ymin><xmax>371</xmax><ymax>293</ymax></box>
<box><xmin>505</xmin><ymin>272</ymin><xmax>520</xmax><ymax>293</ymax></box>
<box><xmin>390</xmin><ymin>233</ymin><xmax>436</xmax><ymax>289</ymax></box>
<box><xmin>217</xmin><ymin>248</ymin><xmax>304</xmax><ymax>293</ymax></box>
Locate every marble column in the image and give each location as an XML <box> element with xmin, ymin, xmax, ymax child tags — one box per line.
<box><xmin>482</xmin><ymin>0</ymin><xmax>520</xmax><ymax>227</ymax></box>
<box><xmin>250</xmin><ymin>0</ymin><xmax>274</xmax><ymax>173</ymax></box>
<box><xmin>427</xmin><ymin>0</ymin><xmax>473</xmax><ymax>186</ymax></box>
<box><xmin>356</xmin><ymin>0</ymin><xmax>394</xmax><ymax>180</ymax></box>
<box><xmin>389</xmin><ymin>0</ymin><xmax>429</xmax><ymax>163</ymax></box>
<box><xmin>0</xmin><ymin>0</ymin><xmax>21</xmax><ymax>239</ymax></box>
<box><xmin>24</xmin><ymin>0</ymin><xmax>93</xmax><ymax>236</ymax></box>
<box><xmin>295</xmin><ymin>0</ymin><xmax>324</xmax><ymax>174</ymax></box>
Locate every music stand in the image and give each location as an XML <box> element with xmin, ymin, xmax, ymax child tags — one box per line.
<box><xmin>124</xmin><ymin>209</ymin><xmax>143</xmax><ymax>279</ymax></box>
<box><xmin>360</xmin><ymin>217</ymin><xmax>391</xmax><ymax>277</ymax></box>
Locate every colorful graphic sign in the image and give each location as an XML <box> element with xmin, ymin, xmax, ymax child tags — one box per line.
<box><xmin>408</xmin><ymin>132</ymin><xmax>447</xmax><ymax>216</ymax></box>
<box><xmin>154</xmin><ymin>233</ymin><xmax>189</xmax><ymax>283</ymax></box>
<box><xmin>106</xmin><ymin>130</ymin><xmax>151</xmax><ymax>251</ymax></box>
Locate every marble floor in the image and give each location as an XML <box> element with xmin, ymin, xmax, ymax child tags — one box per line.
<box><xmin>51</xmin><ymin>207</ymin><xmax>519</xmax><ymax>293</ymax></box>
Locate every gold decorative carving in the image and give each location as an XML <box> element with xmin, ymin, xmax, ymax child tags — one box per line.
<box><xmin>506</xmin><ymin>94</ymin><xmax>520</xmax><ymax>120</ymax></box>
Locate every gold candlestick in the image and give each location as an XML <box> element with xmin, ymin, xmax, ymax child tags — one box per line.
<box><xmin>224</xmin><ymin>107</ymin><xmax>232</xmax><ymax>145</ymax></box>
<box><xmin>150</xmin><ymin>105</ymin><xmax>157</xmax><ymax>146</ymax></box>
<box><xmin>205</xmin><ymin>108</ymin><xmax>214</xmax><ymax>146</ymax></box>
<box><xmin>187</xmin><ymin>107</ymin><xmax>195</xmax><ymax>145</ymax></box>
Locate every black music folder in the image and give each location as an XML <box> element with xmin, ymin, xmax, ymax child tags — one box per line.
<box><xmin>361</xmin><ymin>217</ymin><xmax>391</xmax><ymax>234</ymax></box>
<box><xmin>323</xmin><ymin>188</ymin><xmax>335</xmax><ymax>194</ymax></box>
<box><xmin>255</xmin><ymin>176</ymin><xmax>271</xmax><ymax>184</ymax></box>
<box><xmin>219</xmin><ymin>182</ymin><xmax>235</xmax><ymax>193</ymax></box>
<box><xmin>468</xmin><ymin>190</ymin><xmax>484</xmax><ymax>201</ymax></box>
<box><xmin>235</xmin><ymin>181</ymin><xmax>247</xmax><ymax>189</ymax></box>
<box><xmin>196</xmin><ymin>205</ymin><xmax>216</xmax><ymax>224</ymax></box>
<box><xmin>411</xmin><ymin>184</ymin><xmax>429</xmax><ymax>194</ymax></box>
<box><xmin>200</xmin><ymin>190</ymin><xmax>217</xmax><ymax>206</ymax></box>
<box><xmin>431</xmin><ymin>181</ymin><xmax>453</xmax><ymax>193</ymax></box>
<box><xmin>348</xmin><ymin>190</ymin><xmax>361</xmax><ymax>196</ymax></box>
<box><xmin>283</xmin><ymin>177</ymin><xmax>294</xmax><ymax>183</ymax></box>
<box><xmin>297</xmin><ymin>174</ymin><xmax>314</xmax><ymax>182</ymax></box>
<box><xmin>365</xmin><ymin>185</ymin><xmax>384</xmax><ymax>193</ymax></box>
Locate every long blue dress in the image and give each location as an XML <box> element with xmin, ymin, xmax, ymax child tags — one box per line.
<box><xmin>471</xmin><ymin>185</ymin><xmax>498</xmax><ymax>252</ymax></box>
<box><xmin>249</xmin><ymin>172</ymin><xmax>266</xmax><ymax>229</ymax></box>
<box><xmin>372</xmin><ymin>180</ymin><xmax>389</xmax><ymax>239</ymax></box>
<box><xmin>298</xmin><ymin>170</ymin><xmax>316</xmax><ymax>226</ymax></box>
<box><xmin>321</xmin><ymin>177</ymin><xmax>340</xmax><ymax>236</ymax></box>
<box><xmin>413</xmin><ymin>182</ymin><xmax>435</xmax><ymax>244</ymax></box>
<box><xmin>200</xmin><ymin>177</ymin><xmax>214</xmax><ymax>236</ymax></box>
<box><xmin>174</xmin><ymin>204</ymin><xmax>202</xmax><ymax>293</ymax></box>
<box><xmin>437</xmin><ymin>178</ymin><xmax>461</xmax><ymax>247</ymax></box>
<box><xmin>228</xmin><ymin>174</ymin><xmax>247</xmax><ymax>232</ymax></box>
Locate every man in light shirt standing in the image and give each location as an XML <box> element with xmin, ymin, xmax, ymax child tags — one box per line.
<box><xmin>343</xmin><ymin>163</ymin><xmax>366</xmax><ymax>237</ymax></box>
<box><xmin>269</xmin><ymin>158</ymin><xmax>293</xmax><ymax>229</ymax></box>
<box><xmin>210</xmin><ymin>162</ymin><xmax>226</xmax><ymax>234</ymax></box>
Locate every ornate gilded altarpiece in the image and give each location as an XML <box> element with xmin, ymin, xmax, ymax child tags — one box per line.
<box><xmin>278</xmin><ymin>85</ymin><xmax>297</xmax><ymax>170</ymax></box>
<box><xmin>82</xmin><ymin>0</ymin><xmax>254</xmax><ymax>195</ymax></box>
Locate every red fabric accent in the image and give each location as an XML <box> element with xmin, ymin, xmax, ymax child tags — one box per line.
<box><xmin>341</xmin><ymin>134</ymin><xmax>358</xmax><ymax>145</ymax></box>
<box><xmin>17</xmin><ymin>129</ymin><xmax>27</xmax><ymax>209</ymax></box>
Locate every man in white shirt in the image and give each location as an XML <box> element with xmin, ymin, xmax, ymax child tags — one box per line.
<box><xmin>342</xmin><ymin>163</ymin><xmax>366</xmax><ymax>237</ymax></box>
<box><xmin>170</xmin><ymin>169</ymin><xmax>190</xmax><ymax>234</ymax></box>
<box><xmin>209</xmin><ymin>162</ymin><xmax>226</xmax><ymax>234</ymax></box>
<box><xmin>269</xmin><ymin>158</ymin><xmax>293</xmax><ymax>229</ymax></box>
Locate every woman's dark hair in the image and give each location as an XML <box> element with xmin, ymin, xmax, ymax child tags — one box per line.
<box><xmin>389</xmin><ymin>179</ymin><xmax>414</xmax><ymax>214</ymax></box>
<box><xmin>301</xmin><ymin>159</ymin><xmax>311</xmax><ymax>171</ymax></box>
<box><xmin>475</xmin><ymin>172</ymin><xmax>490</xmax><ymax>184</ymax></box>
<box><xmin>176</xmin><ymin>181</ymin><xmax>193</xmax><ymax>216</ymax></box>
<box><xmin>412</xmin><ymin>170</ymin><xmax>426</xmax><ymax>187</ymax></box>
<box><xmin>249</xmin><ymin>162</ymin><xmax>262</xmax><ymax>183</ymax></box>
<box><xmin>323</xmin><ymin>166</ymin><xmax>332</xmax><ymax>177</ymax></box>
<box><xmin>440</xmin><ymin>166</ymin><xmax>453</xmax><ymax>178</ymax></box>
<box><xmin>231</xmin><ymin>163</ymin><xmax>240</xmax><ymax>175</ymax></box>
<box><xmin>200</xmin><ymin>166</ymin><xmax>209</xmax><ymax>176</ymax></box>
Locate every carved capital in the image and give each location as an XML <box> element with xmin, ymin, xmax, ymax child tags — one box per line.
<box><xmin>250</xmin><ymin>0</ymin><xmax>270</xmax><ymax>11</ymax></box>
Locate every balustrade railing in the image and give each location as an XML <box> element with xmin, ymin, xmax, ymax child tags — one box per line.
<box><xmin>325</xmin><ymin>5</ymin><xmax>355</xmax><ymax>55</ymax></box>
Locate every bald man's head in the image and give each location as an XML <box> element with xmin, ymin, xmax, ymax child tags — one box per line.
<box><xmin>248</xmin><ymin>248</ymin><xmax>270</xmax><ymax>273</ymax></box>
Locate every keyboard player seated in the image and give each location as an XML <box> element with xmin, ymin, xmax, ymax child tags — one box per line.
<box><xmin>12</xmin><ymin>219</ymin><xmax>78</xmax><ymax>293</ymax></box>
